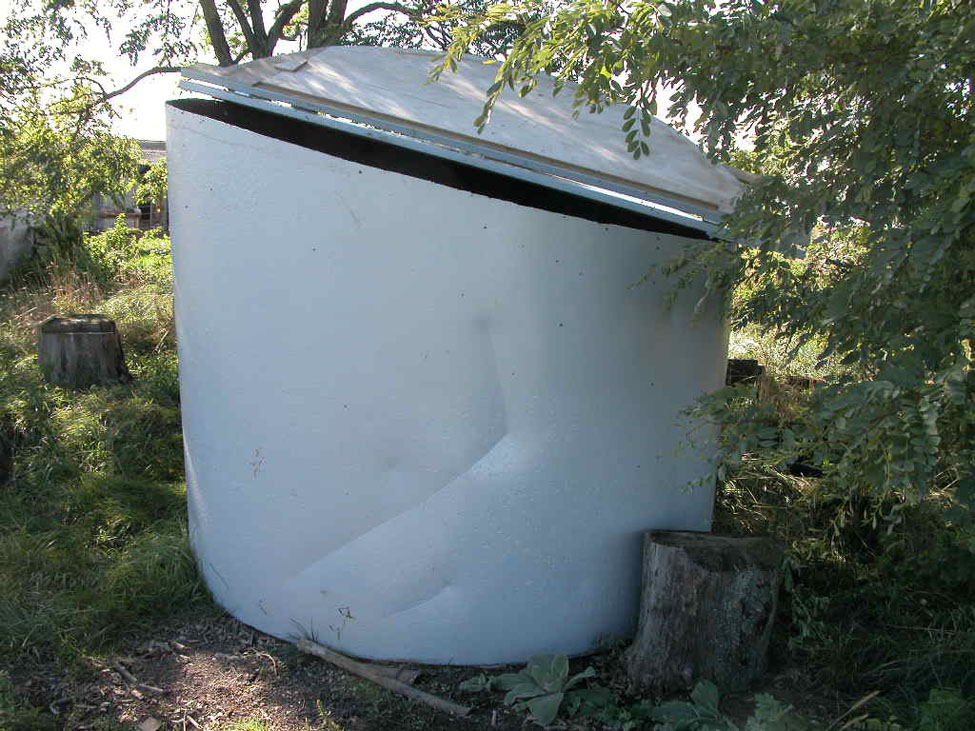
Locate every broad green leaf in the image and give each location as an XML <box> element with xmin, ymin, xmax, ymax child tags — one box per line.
<box><xmin>526</xmin><ymin>654</ymin><xmax>569</xmax><ymax>692</ymax></box>
<box><xmin>690</xmin><ymin>680</ymin><xmax>721</xmax><ymax>714</ymax></box>
<box><xmin>526</xmin><ymin>692</ymin><xmax>564</xmax><ymax>725</ymax></box>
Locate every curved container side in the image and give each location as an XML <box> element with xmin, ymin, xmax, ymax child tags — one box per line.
<box><xmin>167</xmin><ymin>103</ymin><xmax>728</xmax><ymax>665</ymax></box>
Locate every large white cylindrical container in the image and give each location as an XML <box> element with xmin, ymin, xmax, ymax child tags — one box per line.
<box><xmin>168</xmin><ymin>96</ymin><xmax>727</xmax><ymax>664</ymax></box>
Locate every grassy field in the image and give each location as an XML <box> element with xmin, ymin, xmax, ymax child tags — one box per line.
<box><xmin>0</xmin><ymin>221</ymin><xmax>972</xmax><ymax>730</ymax></box>
<box><xmin>0</xmin><ymin>223</ymin><xmax>212</xmax><ymax>726</ymax></box>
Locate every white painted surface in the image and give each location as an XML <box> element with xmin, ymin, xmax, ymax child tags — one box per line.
<box><xmin>187</xmin><ymin>46</ymin><xmax>743</xmax><ymax>215</ymax></box>
<box><xmin>0</xmin><ymin>216</ymin><xmax>33</xmax><ymax>282</ymax></box>
<box><xmin>168</xmin><ymin>104</ymin><xmax>727</xmax><ymax>664</ymax></box>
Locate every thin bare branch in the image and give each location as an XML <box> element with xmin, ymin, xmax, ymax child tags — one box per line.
<box><xmin>343</xmin><ymin>1</ymin><xmax>415</xmax><ymax>27</ymax></box>
<box><xmin>102</xmin><ymin>66</ymin><xmax>181</xmax><ymax>104</ymax></box>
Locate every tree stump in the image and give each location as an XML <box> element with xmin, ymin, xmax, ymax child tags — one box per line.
<box><xmin>623</xmin><ymin>531</ymin><xmax>783</xmax><ymax>694</ymax></box>
<box><xmin>38</xmin><ymin>315</ymin><xmax>131</xmax><ymax>388</ymax></box>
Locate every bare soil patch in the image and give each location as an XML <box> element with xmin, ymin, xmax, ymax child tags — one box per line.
<box><xmin>10</xmin><ymin>614</ymin><xmax>525</xmax><ymax>731</ymax></box>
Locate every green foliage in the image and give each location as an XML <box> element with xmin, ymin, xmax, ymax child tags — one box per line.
<box><xmin>917</xmin><ymin>689</ymin><xmax>972</xmax><ymax>731</ymax></box>
<box><xmin>473</xmin><ymin>653</ymin><xmax>598</xmax><ymax>724</ymax></box>
<box><xmin>86</xmin><ymin>215</ymin><xmax>173</xmax><ymax>287</ymax></box>
<box><xmin>135</xmin><ymin>158</ymin><xmax>167</xmax><ymax>210</ymax></box>
<box><xmin>0</xmin><ymin>91</ymin><xmax>139</xmax><ymax>227</ymax></box>
<box><xmin>746</xmin><ymin>695</ymin><xmax>812</xmax><ymax>731</ymax></box>
<box><xmin>0</xmin><ymin>228</ymin><xmax>208</xmax><ymax>673</ymax></box>
<box><xmin>440</xmin><ymin>0</ymin><xmax>975</xmax><ymax>552</ymax></box>
<box><xmin>461</xmin><ymin>666</ymin><xmax>816</xmax><ymax>729</ymax></box>
<box><xmin>650</xmin><ymin>681</ymin><xmax>810</xmax><ymax>731</ymax></box>
<box><xmin>651</xmin><ymin>681</ymin><xmax>730</xmax><ymax>730</ymax></box>
<box><xmin>0</xmin><ymin>91</ymin><xmax>141</xmax><ymax>284</ymax></box>
<box><xmin>0</xmin><ymin>670</ymin><xmax>57</xmax><ymax>731</ymax></box>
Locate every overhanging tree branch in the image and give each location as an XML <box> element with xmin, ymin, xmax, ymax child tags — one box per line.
<box><xmin>267</xmin><ymin>0</ymin><xmax>306</xmax><ymax>46</ymax></box>
<box><xmin>343</xmin><ymin>1</ymin><xmax>416</xmax><ymax>27</ymax></box>
<box><xmin>102</xmin><ymin>65</ymin><xmax>181</xmax><ymax>104</ymax></box>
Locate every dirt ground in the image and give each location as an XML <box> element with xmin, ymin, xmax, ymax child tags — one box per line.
<box><xmin>8</xmin><ymin>613</ymin><xmax>849</xmax><ymax>731</ymax></box>
<box><xmin>11</xmin><ymin>614</ymin><xmax>527</xmax><ymax>731</ymax></box>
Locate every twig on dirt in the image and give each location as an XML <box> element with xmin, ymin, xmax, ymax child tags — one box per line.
<box><xmin>112</xmin><ymin>660</ymin><xmax>165</xmax><ymax>696</ymax></box>
<box><xmin>253</xmin><ymin>650</ymin><xmax>280</xmax><ymax>675</ymax></box>
<box><xmin>296</xmin><ymin>639</ymin><xmax>470</xmax><ymax>717</ymax></box>
<box><xmin>113</xmin><ymin>661</ymin><xmax>138</xmax><ymax>684</ymax></box>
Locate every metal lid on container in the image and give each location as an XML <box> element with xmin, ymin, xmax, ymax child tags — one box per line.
<box><xmin>181</xmin><ymin>46</ymin><xmax>744</xmax><ymax>234</ymax></box>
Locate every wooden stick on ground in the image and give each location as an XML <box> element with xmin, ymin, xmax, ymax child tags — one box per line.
<box><xmin>296</xmin><ymin>639</ymin><xmax>471</xmax><ymax>717</ymax></box>
<box><xmin>112</xmin><ymin>661</ymin><xmax>165</xmax><ymax>696</ymax></box>
<box><xmin>369</xmin><ymin>665</ymin><xmax>422</xmax><ymax>684</ymax></box>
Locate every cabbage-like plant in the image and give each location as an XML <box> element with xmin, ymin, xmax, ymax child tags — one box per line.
<box><xmin>494</xmin><ymin>654</ymin><xmax>596</xmax><ymax>725</ymax></box>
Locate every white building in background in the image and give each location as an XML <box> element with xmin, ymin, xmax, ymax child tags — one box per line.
<box><xmin>0</xmin><ymin>217</ymin><xmax>33</xmax><ymax>282</ymax></box>
<box><xmin>90</xmin><ymin>140</ymin><xmax>168</xmax><ymax>232</ymax></box>
<box><xmin>1</xmin><ymin>140</ymin><xmax>168</xmax><ymax>281</ymax></box>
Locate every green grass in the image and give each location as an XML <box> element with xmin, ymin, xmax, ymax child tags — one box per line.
<box><xmin>0</xmin><ymin>224</ymin><xmax>210</xmax><ymax>725</ymax></box>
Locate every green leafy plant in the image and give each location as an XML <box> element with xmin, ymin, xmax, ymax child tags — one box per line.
<box><xmin>497</xmin><ymin>654</ymin><xmax>597</xmax><ymax>724</ymax></box>
<box><xmin>135</xmin><ymin>159</ymin><xmax>168</xmax><ymax>212</ymax></box>
<box><xmin>917</xmin><ymin>689</ymin><xmax>972</xmax><ymax>731</ymax></box>
<box><xmin>651</xmin><ymin>681</ymin><xmax>731</xmax><ymax>731</ymax></box>
<box><xmin>744</xmin><ymin>694</ymin><xmax>810</xmax><ymax>731</ymax></box>
<box><xmin>650</xmin><ymin>681</ymin><xmax>810</xmax><ymax>731</ymax></box>
<box><xmin>459</xmin><ymin>653</ymin><xmax>597</xmax><ymax>725</ymax></box>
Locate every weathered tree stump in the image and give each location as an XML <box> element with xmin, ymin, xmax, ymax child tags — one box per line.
<box><xmin>623</xmin><ymin>531</ymin><xmax>783</xmax><ymax>694</ymax></box>
<box><xmin>38</xmin><ymin>315</ymin><xmax>131</xmax><ymax>388</ymax></box>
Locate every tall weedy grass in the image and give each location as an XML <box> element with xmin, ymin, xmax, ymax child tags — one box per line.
<box><xmin>717</xmin><ymin>328</ymin><xmax>975</xmax><ymax>729</ymax></box>
<box><xmin>0</xmin><ymin>217</ymin><xmax>209</xmax><ymax>681</ymax></box>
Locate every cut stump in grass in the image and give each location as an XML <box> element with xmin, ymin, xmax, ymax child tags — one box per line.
<box><xmin>38</xmin><ymin>314</ymin><xmax>131</xmax><ymax>388</ymax></box>
<box><xmin>624</xmin><ymin>530</ymin><xmax>783</xmax><ymax>694</ymax></box>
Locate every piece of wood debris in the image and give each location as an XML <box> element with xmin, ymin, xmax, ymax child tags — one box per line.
<box><xmin>112</xmin><ymin>660</ymin><xmax>165</xmax><ymax>695</ymax></box>
<box><xmin>370</xmin><ymin>664</ymin><xmax>422</xmax><ymax>685</ymax></box>
<box><xmin>113</xmin><ymin>661</ymin><xmax>138</xmax><ymax>685</ymax></box>
<box><xmin>296</xmin><ymin>639</ymin><xmax>470</xmax><ymax>717</ymax></box>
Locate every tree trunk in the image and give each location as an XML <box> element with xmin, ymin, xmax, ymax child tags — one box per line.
<box><xmin>38</xmin><ymin>315</ymin><xmax>131</xmax><ymax>388</ymax></box>
<box><xmin>623</xmin><ymin>531</ymin><xmax>783</xmax><ymax>694</ymax></box>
